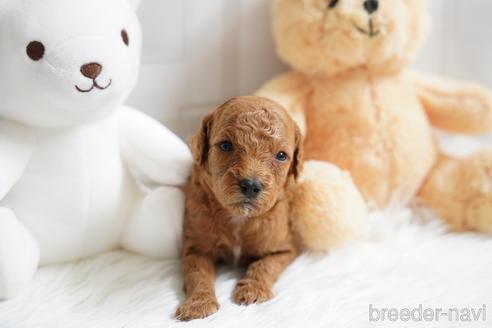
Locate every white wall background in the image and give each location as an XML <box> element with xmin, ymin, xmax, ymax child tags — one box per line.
<box><xmin>127</xmin><ymin>0</ymin><xmax>492</xmax><ymax>138</ymax></box>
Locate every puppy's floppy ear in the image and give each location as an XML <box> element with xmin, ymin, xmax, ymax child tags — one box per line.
<box><xmin>191</xmin><ymin>113</ymin><xmax>214</xmax><ymax>166</ymax></box>
<box><xmin>290</xmin><ymin>125</ymin><xmax>304</xmax><ymax>180</ymax></box>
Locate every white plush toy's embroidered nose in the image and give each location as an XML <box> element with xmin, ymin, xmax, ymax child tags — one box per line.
<box><xmin>0</xmin><ymin>0</ymin><xmax>192</xmax><ymax>300</ymax></box>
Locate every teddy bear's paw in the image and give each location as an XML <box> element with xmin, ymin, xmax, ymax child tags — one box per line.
<box><xmin>291</xmin><ymin>160</ymin><xmax>368</xmax><ymax>252</ymax></box>
<box><xmin>175</xmin><ymin>293</ymin><xmax>219</xmax><ymax>321</ymax></box>
<box><xmin>234</xmin><ymin>279</ymin><xmax>273</xmax><ymax>305</ymax></box>
<box><xmin>462</xmin><ymin>149</ymin><xmax>492</xmax><ymax>233</ymax></box>
<box><xmin>419</xmin><ymin>149</ymin><xmax>492</xmax><ymax>233</ymax></box>
<box><xmin>464</xmin><ymin>199</ymin><xmax>492</xmax><ymax>233</ymax></box>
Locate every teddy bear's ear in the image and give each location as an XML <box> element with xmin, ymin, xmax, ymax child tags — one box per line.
<box><xmin>127</xmin><ymin>0</ymin><xmax>144</xmax><ymax>11</ymax></box>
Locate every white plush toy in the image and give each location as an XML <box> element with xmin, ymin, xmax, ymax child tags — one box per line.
<box><xmin>0</xmin><ymin>0</ymin><xmax>192</xmax><ymax>300</ymax></box>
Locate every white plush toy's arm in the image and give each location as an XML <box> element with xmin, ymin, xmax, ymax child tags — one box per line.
<box><xmin>0</xmin><ymin>121</ymin><xmax>34</xmax><ymax>200</ymax></box>
<box><xmin>119</xmin><ymin>107</ymin><xmax>192</xmax><ymax>187</ymax></box>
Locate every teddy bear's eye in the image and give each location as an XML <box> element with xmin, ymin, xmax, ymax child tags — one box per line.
<box><xmin>121</xmin><ymin>29</ymin><xmax>129</xmax><ymax>46</ymax></box>
<box><xmin>26</xmin><ymin>41</ymin><xmax>45</xmax><ymax>61</ymax></box>
<box><xmin>328</xmin><ymin>0</ymin><xmax>339</xmax><ymax>8</ymax></box>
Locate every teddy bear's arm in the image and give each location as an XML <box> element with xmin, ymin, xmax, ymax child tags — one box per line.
<box><xmin>255</xmin><ymin>72</ymin><xmax>311</xmax><ymax>136</ymax></box>
<box><xmin>411</xmin><ymin>71</ymin><xmax>492</xmax><ymax>134</ymax></box>
<box><xmin>0</xmin><ymin>121</ymin><xmax>34</xmax><ymax>200</ymax></box>
<box><xmin>119</xmin><ymin>106</ymin><xmax>192</xmax><ymax>187</ymax></box>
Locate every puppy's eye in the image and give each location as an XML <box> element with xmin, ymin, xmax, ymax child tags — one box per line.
<box><xmin>275</xmin><ymin>152</ymin><xmax>288</xmax><ymax>162</ymax></box>
<box><xmin>328</xmin><ymin>0</ymin><xmax>339</xmax><ymax>8</ymax></box>
<box><xmin>219</xmin><ymin>141</ymin><xmax>234</xmax><ymax>152</ymax></box>
<box><xmin>121</xmin><ymin>29</ymin><xmax>130</xmax><ymax>46</ymax></box>
<box><xmin>26</xmin><ymin>41</ymin><xmax>45</xmax><ymax>61</ymax></box>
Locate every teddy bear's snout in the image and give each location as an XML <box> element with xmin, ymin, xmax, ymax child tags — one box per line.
<box><xmin>81</xmin><ymin>62</ymin><xmax>102</xmax><ymax>80</ymax></box>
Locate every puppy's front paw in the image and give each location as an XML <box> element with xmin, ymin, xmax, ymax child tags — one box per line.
<box><xmin>234</xmin><ymin>279</ymin><xmax>273</xmax><ymax>305</ymax></box>
<box><xmin>176</xmin><ymin>294</ymin><xmax>219</xmax><ymax>321</ymax></box>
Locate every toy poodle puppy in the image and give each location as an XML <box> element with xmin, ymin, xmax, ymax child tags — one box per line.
<box><xmin>176</xmin><ymin>96</ymin><xmax>303</xmax><ymax>321</ymax></box>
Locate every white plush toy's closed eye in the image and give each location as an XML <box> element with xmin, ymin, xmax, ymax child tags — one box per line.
<box><xmin>0</xmin><ymin>0</ymin><xmax>192</xmax><ymax>300</ymax></box>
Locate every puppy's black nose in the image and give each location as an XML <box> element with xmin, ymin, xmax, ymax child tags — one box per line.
<box><xmin>363</xmin><ymin>0</ymin><xmax>378</xmax><ymax>14</ymax></box>
<box><xmin>239</xmin><ymin>179</ymin><xmax>262</xmax><ymax>199</ymax></box>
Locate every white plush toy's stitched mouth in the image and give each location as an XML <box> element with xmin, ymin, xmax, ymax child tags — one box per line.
<box><xmin>75</xmin><ymin>79</ymin><xmax>112</xmax><ymax>93</ymax></box>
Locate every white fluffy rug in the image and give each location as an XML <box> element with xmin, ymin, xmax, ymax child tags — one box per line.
<box><xmin>1</xmin><ymin>134</ymin><xmax>491</xmax><ymax>328</ymax></box>
<box><xmin>1</xmin><ymin>210</ymin><xmax>491</xmax><ymax>328</ymax></box>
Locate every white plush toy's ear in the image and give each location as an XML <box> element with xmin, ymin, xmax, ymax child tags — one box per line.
<box><xmin>128</xmin><ymin>0</ymin><xmax>144</xmax><ymax>11</ymax></box>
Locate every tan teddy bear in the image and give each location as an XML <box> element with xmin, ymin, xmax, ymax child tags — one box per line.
<box><xmin>257</xmin><ymin>0</ymin><xmax>492</xmax><ymax>233</ymax></box>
